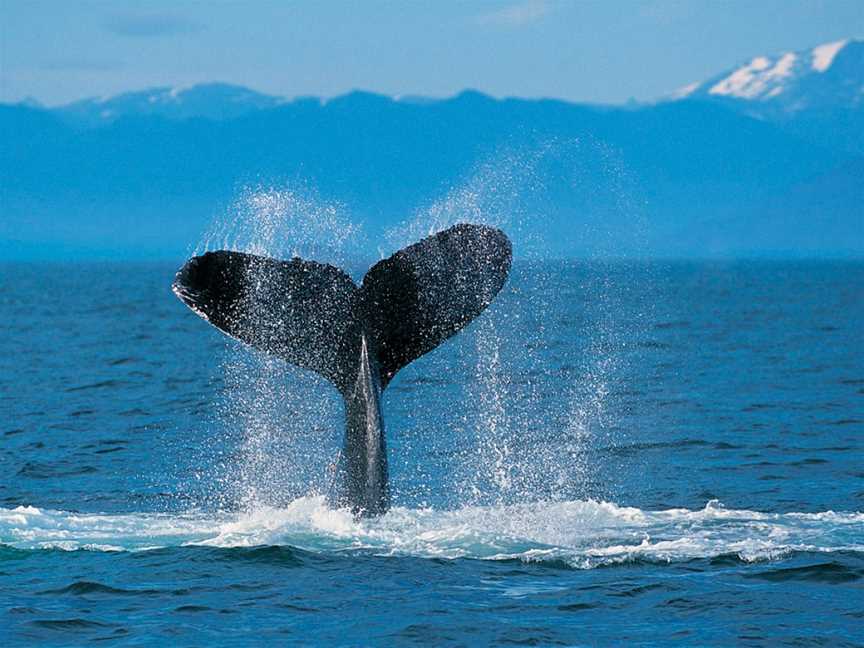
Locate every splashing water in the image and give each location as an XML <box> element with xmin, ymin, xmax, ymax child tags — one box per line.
<box><xmin>381</xmin><ymin>143</ymin><xmax>650</xmax><ymax>508</ymax></box>
<box><xmin>384</xmin><ymin>145</ymin><xmax>548</xmax><ymax>258</ymax></box>
<box><xmin>3</xmin><ymin>500</ymin><xmax>862</xmax><ymax>568</ymax></box>
<box><xmin>188</xmin><ymin>185</ymin><xmax>363</xmax><ymax>510</ymax></box>
<box><xmin>196</xmin><ymin>184</ymin><xmax>365</xmax><ymax>265</ymax></box>
<box><xmin>180</xmin><ymin>139</ymin><xmax>652</xmax><ymax>514</ymax></box>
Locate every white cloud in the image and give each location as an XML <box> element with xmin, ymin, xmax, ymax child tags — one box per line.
<box><xmin>476</xmin><ymin>0</ymin><xmax>550</xmax><ymax>28</ymax></box>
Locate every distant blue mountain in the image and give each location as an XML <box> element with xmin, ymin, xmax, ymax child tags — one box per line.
<box><xmin>1</xmin><ymin>41</ymin><xmax>862</xmax><ymax>260</ymax></box>
<box><xmin>59</xmin><ymin>83</ymin><xmax>286</xmax><ymax>126</ymax></box>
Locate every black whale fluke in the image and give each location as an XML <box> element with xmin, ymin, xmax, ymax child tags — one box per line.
<box><xmin>173</xmin><ymin>223</ymin><xmax>512</xmax><ymax>516</ymax></box>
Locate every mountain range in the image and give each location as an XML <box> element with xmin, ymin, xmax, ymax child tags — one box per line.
<box><xmin>1</xmin><ymin>39</ymin><xmax>861</xmax><ymax>260</ymax></box>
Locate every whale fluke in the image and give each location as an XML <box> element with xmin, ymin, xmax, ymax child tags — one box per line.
<box><xmin>359</xmin><ymin>223</ymin><xmax>512</xmax><ymax>387</ymax></box>
<box><xmin>173</xmin><ymin>223</ymin><xmax>512</xmax><ymax>515</ymax></box>
<box><xmin>173</xmin><ymin>251</ymin><xmax>363</xmax><ymax>393</ymax></box>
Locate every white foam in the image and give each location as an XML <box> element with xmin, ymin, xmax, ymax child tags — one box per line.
<box><xmin>2</xmin><ymin>499</ymin><xmax>862</xmax><ymax>567</ymax></box>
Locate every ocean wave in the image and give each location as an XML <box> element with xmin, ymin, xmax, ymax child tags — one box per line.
<box><xmin>1</xmin><ymin>499</ymin><xmax>862</xmax><ymax>568</ymax></box>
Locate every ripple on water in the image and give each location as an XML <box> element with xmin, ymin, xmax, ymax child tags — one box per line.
<box><xmin>742</xmin><ymin>560</ymin><xmax>863</xmax><ymax>584</ymax></box>
<box><xmin>39</xmin><ymin>581</ymin><xmax>165</xmax><ymax>597</ymax></box>
<box><xmin>16</xmin><ymin>463</ymin><xmax>99</xmax><ymax>479</ymax></box>
<box><xmin>29</xmin><ymin>618</ymin><xmax>119</xmax><ymax>631</ymax></box>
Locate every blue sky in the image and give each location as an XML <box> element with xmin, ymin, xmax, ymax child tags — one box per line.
<box><xmin>2</xmin><ymin>0</ymin><xmax>862</xmax><ymax>106</ymax></box>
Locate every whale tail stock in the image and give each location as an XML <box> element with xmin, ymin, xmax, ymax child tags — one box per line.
<box><xmin>172</xmin><ymin>223</ymin><xmax>512</xmax><ymax>394</ymax></box>
<box><xmin>172</xmin><ymin>223</ymin><xmax>512</xmax><ymax>515</ymax></box>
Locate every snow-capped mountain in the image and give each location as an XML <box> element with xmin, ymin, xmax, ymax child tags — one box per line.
<box><xmin>60</xmin><ymin>82</ymin><xmax>285</xmax><ymax>125</ymax></box>
<box><xmin>672</xmin><ymin>38</ymin><xmax>863</xmax><ymax>114</ymax></box>
<box><xmin>669</xmin><ymin>39</ymin><xmax>864</xmax><ymax>155</ymax></box>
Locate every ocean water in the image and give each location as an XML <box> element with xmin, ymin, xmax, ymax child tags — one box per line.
<box><xmin>1</xmin><ymin>259</ymin><xmax>862</xmax><ymax>646</ymax></box>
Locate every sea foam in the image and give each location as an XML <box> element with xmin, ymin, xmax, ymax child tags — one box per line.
<box><xmin>2</xmin><ymin>499</ymin><xmax>861</xmax><ymax>568</ymax></box>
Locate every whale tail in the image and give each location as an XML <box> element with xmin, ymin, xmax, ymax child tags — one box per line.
<box><xmin>172</xmin><ymin>223</ymin><xmax>512</xmax><ymax>393</ymax></box>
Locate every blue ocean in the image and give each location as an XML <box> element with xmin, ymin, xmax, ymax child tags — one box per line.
<box><xmin>1</xmin><ymin>243</ymin><xmax>863</xmax><ymax>644</ymax></box>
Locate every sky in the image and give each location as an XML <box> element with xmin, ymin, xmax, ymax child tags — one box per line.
<box><xmin>1</xmin><ymin>0</ymin><xmax>862</xmax><ymax>106</ymax></box>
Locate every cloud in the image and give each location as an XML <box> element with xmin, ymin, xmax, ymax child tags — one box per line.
<box><xmin>105</xmin><ymin>13</ymin><xmax>204</xmax><ymax>38</ymax></box>
<box><xmin>475</xmin><ymin>0</ymin><xmax>550</xmax><ymax>28</ymax></box>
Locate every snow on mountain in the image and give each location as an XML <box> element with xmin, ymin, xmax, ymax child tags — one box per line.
<box><xmin>59</xmin><ymin>83</ymin><xmax>286</xmax><ymax>125</ymax></box>
<box><xmin>671</xmin><ymin>38</ymin><xmax>863</xmax><ymax>113</ymax></box>
<box><xmin>811</xmin><ymin>39</ymin><xmax>849</xmax><ymax>72</ymax></box>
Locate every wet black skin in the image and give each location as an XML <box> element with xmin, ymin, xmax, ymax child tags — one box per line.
<box><xmin>337</xmin><ymin>334</ymin><xmax>389</xmax><ymax>516</ymax></box>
